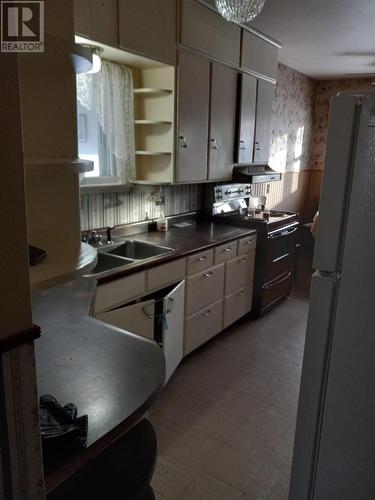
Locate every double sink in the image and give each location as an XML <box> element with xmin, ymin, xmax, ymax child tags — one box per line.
<box><xmin>88</xmin><ymin>240</ymin><xmax>174</xmax><ymax>277</ymax></box>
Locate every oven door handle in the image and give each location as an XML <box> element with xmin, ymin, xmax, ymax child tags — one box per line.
<box><xmin>268</xmin><ymin>226</ymin><xmax>298</xmax><ymax>240</ymax></box>
<box><xmin>262</xmin><ymin>272</ymin><xmax>292</xmax><ymax>290</ymax></box>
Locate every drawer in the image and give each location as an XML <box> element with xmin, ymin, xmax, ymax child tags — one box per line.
<box><xmin>185</xmin><ymin>263</ymin><xmax>225</xmax><ymax>316</ymax></box>
<box><xmin>147</xmin><ymin>258</ymin><xmax>186</xmax><ymax>291</ymax></box>
<box><xmin>186</xmin><ymin>248</ymin><xmax>214</xmax><ymax>276</ymax></box>
<box><xmin>223</xmin><ymin>285</ymin><xmax>253</xmax><ymax>329</ymax></box>
<box><xmin>214</xmin><ymin>240</ymin><xmax>237</xmax><ymax>265</ymax></box>
<box><xmin>238</xmin><ymin>234</ymin><xmax>257</xmax><ymax>255</ymax></box>
<box><xmin>94</xmin><ymin>271</ymin><xmax>146</xmax><ymax>314</ymax></box>
<box><xmin>184</xmin><ymin>299</ymin><xmax>223</xmax><ymax>355</ymax></box>
<box><xmin>225</xmin><ymin>253</ymin><xmax>255</xmax><ymax>295</ymax></box>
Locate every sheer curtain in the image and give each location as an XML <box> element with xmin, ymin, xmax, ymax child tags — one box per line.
<box><xmin>77</xmin><ymin>60</ymin><xmax>135</xmax><ymax>183</ymax></box>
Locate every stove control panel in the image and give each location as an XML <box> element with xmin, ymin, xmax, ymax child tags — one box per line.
<box><xmin>214</xmin><ymin>184</ymin><xmax>251</xmax><ymax>202</ymax></box>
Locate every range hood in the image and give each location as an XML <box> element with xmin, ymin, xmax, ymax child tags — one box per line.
<box><xmin>232</xmin><ymin>164</ymin><xmax>282</xmax><ymax>184</ymax></box>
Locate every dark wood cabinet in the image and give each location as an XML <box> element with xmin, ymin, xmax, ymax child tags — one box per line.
<box><xmin>254</xmin><ymin>79</ymin><xmax>275</xmax><ymax>163</ymax></box>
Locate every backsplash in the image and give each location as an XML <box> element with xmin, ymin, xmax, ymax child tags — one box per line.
<box><xmin>80</xmin><ymin>184</ymin><xmax>202</xmax><ymax>231</ymax></box>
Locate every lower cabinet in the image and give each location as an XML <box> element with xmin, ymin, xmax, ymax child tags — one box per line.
<box><xmin>223</xmin><ymin>285</ymin><xmax>253</xmax><ymax>329</ymax></box>
<box><xmin>225</xmin><ymin>252</ymin><xmax>255</xmax><ymax>295</ymax></box>
<box><xmin>184</xmin><ymin>299</ymin><xmax>223</xmax><ymax>355</ymax></box>
<box><xmin>96</xmin><ymin>281</ymin><xmax>185</xmax><ymax>384</ymax></box>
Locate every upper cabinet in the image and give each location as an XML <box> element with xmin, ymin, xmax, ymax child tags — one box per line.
<box><xmin>208</xmin><ymin>63</ymin><xmax>238</xmax><ymax>180</ymax></box>
<box><xmin>119</xmin><ymin>0</ymin><xmax>176</xmax><ymax>64</ymax></box>
<box><xmin>74</xmin><ymin>0</ymin><xmax>119</xmax><ymax>47</ymax></box>
<box><xmin>180</xmin><ymin>0</ymin><xmax>241</xmax><ymax>67</ymax></box>
<box><xmin>254</xmin><ymin>79</ymin><xmax>275</xmax><ymax>163</ymax></box>
<box><xmin>241</xmin><ymin>30</ymin><xmax>279</xmax><ymax>81</ymax></box>
<box><xmin>176</xmin><ymin>51</ymin><xmax>210</xmax><ymax>183</ymax></box>
<box><xmin>237</xmin><ymin>73</ymin><xmax>257</xmax><ymax>164</ymax></box>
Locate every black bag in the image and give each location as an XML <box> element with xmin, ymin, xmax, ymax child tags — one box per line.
<box><xmin>39</xmin><ymin>395</ymin><xmax>88</xmax><ymax>452</ymax></box>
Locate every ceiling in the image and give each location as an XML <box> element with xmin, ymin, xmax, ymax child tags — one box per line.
<box><xmin>207</xmin><ymin>0</ymin><xmax>375</xmax><ymax>79</ymax></box>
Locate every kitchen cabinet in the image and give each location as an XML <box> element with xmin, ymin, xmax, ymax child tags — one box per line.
<box><xmin>184</xmin><ymin>299</ymin><xmax>223</xmax><ymax>355</ymax></box>
<box><xmin>180</xmin><ymin>0</ymin><xmax>241</xmax><ymax>67</ymax></box>
<box><xmin>237</xmin><ymin>73</ymin><xmax>257</xmax><ymax>164</ymax></box>
<box><xmin>223</xmin><ymin>285</ymin><xmax>253</xmax><ymax>329</ymax></box>
<box><xmin>176</xmin><ymin>51</ymin><xmax>210</xmax><ymax>183</ymax></box>
<box><xmin>241</xmin><ymin>30</ymin><xmax>279</xmax><ymax>81</ymax></box>
<box><xmin>225</xmin><ymin>252</ymin><xmax>255</xmax><ymax>295</ymax></box>
<box><xmin>74</xmin><ymin>0</ymin><xmax>119</xmax><ymax>47</ymax></box>
<box><xmin>96</xmin><ymin>281</ymin><xmax>185</xmax><ymax>383</ymax></box>
<box><xmin>208</xmin><ymin>63</ymin><xmax>238</xmax><ymax>180</ymax></box>
<box><xmin>118</xmin><ymin>0</ymin><xmax>176</xmax><ymax>64</ymax></box>
<box><xmin>254</xmin><ymin>79</ymin><xmax>275</xmax><ymax>163</ymax></box>
<box><xmin>185</xmin><ymin>263</ymin><xmax>225</xmax><ymax>316</ymax></box>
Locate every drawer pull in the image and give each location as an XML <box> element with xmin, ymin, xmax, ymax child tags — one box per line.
<box><xmin>201</xmin><ymin>309</ymin><xmax>212</xmax><ymax>317</ymax></box>
<box><xmin>237</xmin><ymin>289</ymin><xmax>245</xmax><ymax>296</ymax></box>
<box><xmin>198</xmin><ymin>256</ymin><xmax>207</xmax><ymax>262</ymax></box>
<box><xmin>224</xmin><ymin>247</ymin><xmax>232</xmax><ymax>253</ymax></box>
<box><xmin>203</xmin><ymin>271</ymin><xmax>213</xmax><ymax>278</ymax></box>
<box><xmin>239</xmin><ymin>257</ymin><xmax>247</xmax><ymax>263</ymax></box>
<box><xmin>245</xmin><ymin>240</ymin><xmax>254</xmax><ymax>246</ymax></box>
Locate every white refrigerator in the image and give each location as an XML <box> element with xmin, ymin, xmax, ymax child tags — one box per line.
<box><xmin>289</xmin><ymin>93</ymin><xmax>375</xmax><ymax>499</ymax></box>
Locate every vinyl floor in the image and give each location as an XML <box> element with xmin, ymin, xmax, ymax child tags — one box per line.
<box><xmin>150</xmin><ymin>297</ymin><xmax>309</xmax><ymax>499</ymax></box>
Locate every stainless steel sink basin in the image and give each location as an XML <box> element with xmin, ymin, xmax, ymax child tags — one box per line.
<box><xmin>87</xmin><ymin>252</ymin><xmax>133</xmax><ymax>276</ymax></box>
<box><xmin>107</xmin><ymin>240</ymin><xmax>174</xmax><ymax>260</ymax></box>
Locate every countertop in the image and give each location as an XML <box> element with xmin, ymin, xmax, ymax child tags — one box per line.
<box><xmin>93</xmin><ymin>220</ymin><xmax>257</xmax><ymax>283</ymax></box>
<box><xmin>33</xmin><ymin>277</ymin><xmax>165</xmax><ymax>493</ymax></box>
<box><xmin>33</xmin><ymin>220</ymin><xmax>256</xmax><ymax>492</ymax></box>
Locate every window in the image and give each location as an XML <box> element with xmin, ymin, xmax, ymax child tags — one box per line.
<box><xmin>77</xmin><ymin>60</ymin><xmax>135</xmax><ymax>186</ymax></box>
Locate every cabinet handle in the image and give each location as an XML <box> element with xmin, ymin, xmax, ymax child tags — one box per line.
<box><xmin>237</xmin><ymin>289</ymin><xmax>245</xmax><ymax>296</ymax></box>
<box><xmin>198</xmin><ymin>256</ymin><xmax>207</xmax><ymax>262</ymax></box>
<box><xmin>255</xmin><ymin>141</ymin><xmax>261</xmax><ymax>151</ymax></box>
<box><xmin>224</xmin><ymin>247</ymin><xmax>232</xmax><ymax>253</ymax></box>
<box><xmin>201</xmin><ymin>309</ymin><xmax>212</xmax><ymax>317</ymax></box>
<box><xmin>239</xmin><ymin>140</ymin><xmax>246</xmax><ymax>150</ymax></box>
<box><xmin>239</xmin><ymin>257</ymin><xmax>247</xmax><ymax>263</ymax></box>
<box><xmin>245</xmin><ymin>240</ymin><xmax>253</xmax><ymax>245</ymax></box>
<box><xmin>210</xmin><ymin>138</ymin><xmax>219</xmax><ymax>150</ymax></box>
<box><xmin>179</xmin><ymin>136</ymin><xmax>188</xmax><ymax>148</ymax></box>
<box><xmin>203</xmin><ymin>271</ymin><xmax>213</xmax><ymax>278</ymax></box>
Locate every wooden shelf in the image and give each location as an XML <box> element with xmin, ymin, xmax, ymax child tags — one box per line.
<box><xmin>134</xmin><ymin>120</ymin><xmax>172</xmax><ymax>125</ymax></box>
<box><xmin>136</xmin><ymin>151</ymin><xmax>172</xmax><ymax>156</ymax></box>
<box><xmin>25</xmin><ymin>158</ymin><xmax>94</xmax><ymax>174</ymax></box>
<box><xmin>134</xmin><ymin>88</ymin><xmax>173</xmax><ymax>95</ymax></box>
<box><xmin>129</xmin><ymin>179</ymin><xmax>172</xmax><ymax>185</ymax></box>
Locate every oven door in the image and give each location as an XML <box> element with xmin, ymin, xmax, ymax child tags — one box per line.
<box><xmin>265</xmin><ymin>222</ymin><xmax>298</xmax><ymax>281</ymax></box>
<box><xmin>260</xmin><ymin>270</ymin><xmax>294</xmax><ymax>313</ymax></box>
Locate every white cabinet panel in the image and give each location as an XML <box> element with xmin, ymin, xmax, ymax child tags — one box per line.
<box><xmin>186</xmin><ymin>248</ymin><xmax>214</xmax><ymax>276</ymax></box>
<box><xmin>95</xmin><ymin>299</ymin><xmax>154</xmax><ymax>339</ymax></box>
<box><xmin>223</xmin><ymin>285</ymin><xmax>253</xmax><ymax>329</ymax></box>
<box><xmin>147</xmin><ymin>258</ymin><xmax>185</xmax><ymax>291</ymax></box>
<box><xmin>225</xmin><ymin>253</ymin><xmax>255</xmax><ymax>295</ymax></box>
<box><xmin>184</xmin><ymin>299</ymin><xmax>223</xmax><ymax>355</ymax></box>
<box><xmin>162</xmin><ymin>280</ymin><xmax>185</xmax><ymax>382</ymax></box>
<box><xmin>94</xmin><ymin>271</ymin><xmax>146</xmax><ymax>314</ymax></box>
<box><xmin>185</xmin><ymin>263</ymin><xmax>225</xmax><ymax>316</ymax></box>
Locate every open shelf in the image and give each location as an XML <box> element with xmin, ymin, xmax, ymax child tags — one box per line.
<box><xmin>134</xmin><ymin>88</ymin><xmax>173</xmax><ymax>95</ymax></box>
<box><xmin>134</xmin><ymin>120</ymin><xmax>172</xmax><ymax>125</ymax></box>
<box><xmin>136</xmin><ymin>151</ymin><xmax>172</xmax><ymax>156</ymax></box>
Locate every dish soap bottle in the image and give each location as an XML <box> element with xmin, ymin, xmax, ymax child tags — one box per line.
<box><xmin>157</xmin><ymin>207</ymin><xmax>168</xmax><ymax>232</ymax></box>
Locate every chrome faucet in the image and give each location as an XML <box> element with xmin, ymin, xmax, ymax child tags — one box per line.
<box><xmin>86</xmin><ymin>230</ymin><xmax>103</xmax><ymax>247</ymax></box>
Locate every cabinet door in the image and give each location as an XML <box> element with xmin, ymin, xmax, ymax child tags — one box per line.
<box><xmin>254</xmin><ymin>79</ymin><xmax>275</xmax><ymax>163</ymax></box>
<box><xmin>208</xmin><ymin>63</ymin><xmax>238</xmax><ymax>180</ymax></box>
<box><xmin>74</xmin><ymin>0</ymin><xmax>118</xmax><ymax>47</ymax></box>
<box><xmin>162</xmin><ymin>281</ymin><xmax>185</xmax><ymax>383</ymax></box>
<box><xmin>237</xmin><ymin>73</ymin><xmax>257</xmax><ymax>164</ymax></box>
<box><xmin>119</xmin><ymin>0</ymin><xmax>176</xmax><ymax>64</ymax></box>
<box><xmin>176</xmin><ymin>51</ymin><xmax>210</xmax><ymax>182</ymax></box>
<box><xmin>180</xmin><ymin>0</ymin><xmax>241</xmax><ymax>67</ymax></box>
<box><xmin>241</xmin><ymin>30</ymin><xmax>278</xmax><ymax>81</ymax></box>
<box><xmin>184</xmin><ymin>299</ymin><xmax>223</xmax><ymax>355</ymax></box>
<box><xmin>223</xmin><ymin>285</ymin><xmax>253</xmax><ymax>329</ymax></box>
<box><xmin>185</xmin><ymin>263</ymin><xmax>225</xmax><ymax>316</ymax></box>
<box><xmin>90</xmin><ymin>0</ymin><xmax>118</xmax><ymax>46</ymax></box>
<box><xmin>95</xmin><ymin>299</ymin><xmax>155</xmax><ymax>339</ymax></box>
<box><xmin>225</xmin><ymin>252</ymin><xmax>255</xmax><ymax>295</ymax></box>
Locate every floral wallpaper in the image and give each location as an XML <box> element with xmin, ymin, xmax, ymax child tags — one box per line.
<box><xmin>311</xmin><ymin>78</ymin><xmax>374</xmax><ymax>170</ymax></box>
<box><xmin>269</xmin><ymin>63</ymin><xmax>317</xmax><ymax>173</ymax></box>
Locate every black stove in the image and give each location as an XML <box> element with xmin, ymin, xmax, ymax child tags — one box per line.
<box><xmin>208</xmin><ymin>183</ymin><xmax>299</xmax><ymax>316</ymax></box>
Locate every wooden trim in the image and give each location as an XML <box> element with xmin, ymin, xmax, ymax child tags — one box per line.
<box><xmin>0</xmin><ymin>325</ymin><xmax>41</xmax><ymax>353</ymax></box>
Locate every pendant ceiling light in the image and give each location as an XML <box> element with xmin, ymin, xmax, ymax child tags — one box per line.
<box><xmin>215</xmin><ymin>0</ymin><xmax>266</xmax><ymax>24</ymax></box>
